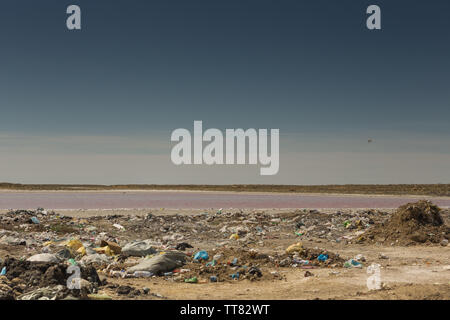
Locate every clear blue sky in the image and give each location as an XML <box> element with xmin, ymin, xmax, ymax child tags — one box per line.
<box><xmin>0</xmin><ymin>0</ymin><xmax>449</xmax><ymax>184</ymax></box>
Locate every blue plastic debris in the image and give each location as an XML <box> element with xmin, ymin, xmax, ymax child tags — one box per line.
<box><xmin>0</xmin><ymin>267</ymin><xmax>6</xmax><ymax>276</ymax></box>
<box><xmin>317</xmin><ymin>254</ymin><xmax>329</xmax><ymax>262</ymax></box>
<box><xmin>351</xmin><ymin>259</ymin><xmax>362</xmax><ymax>267</ymax></box>
<box><xmin>230</xmin><ymin>272</ymin><xmax>240</xmax><ymax>280</ymax></box>
<box><xmin>344</xmin><ymin>259</ymin><xmax>363</xmax><ymax>268</ymax></box>
<box><xmin>193</xmin><ymin>251</ymin><xmax>209</xmax><ymax>261</ymax></box>
<box><xmin>31</xmin><ymin>217</ymin><xmax>40</xmax><ymax>224</ymax></box>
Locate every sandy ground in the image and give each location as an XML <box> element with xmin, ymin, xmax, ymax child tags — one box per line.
<box><xmin>98</xmin><ymin>238</ymin><xmax>450</xmax><ymax>300</ymax></box>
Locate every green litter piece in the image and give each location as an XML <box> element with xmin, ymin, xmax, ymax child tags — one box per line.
<box><xmin>184</xmin><ymin>277</ymin><xmax>198</xmax><ymax>283</ymax></box>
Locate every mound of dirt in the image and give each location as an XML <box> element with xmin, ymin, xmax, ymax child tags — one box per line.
<box><xmin>362</xmin><ymin>200</ymin><xmax>449</xmax><ymax>245</ymax></box>
<box><xmin>0</xmin><ymin>258</ymin><xmax>102</xmax><ymax>299</ymax></box>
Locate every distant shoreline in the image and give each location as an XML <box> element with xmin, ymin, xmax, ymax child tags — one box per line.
<box><xmin>0</xmin><ymin>183</ymin><xmax>449</xmax><ymax>197</ymax></box>
<box><xmin>0</xmin><ymin>189</ymin><xmax>450</xmax><ymax>200</ymax></box>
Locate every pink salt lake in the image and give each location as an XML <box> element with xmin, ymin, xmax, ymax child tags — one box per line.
<box><xmin>0</xmin><ymin>191</ymin><xmax>449</xmax><ymax>209</ymax></box>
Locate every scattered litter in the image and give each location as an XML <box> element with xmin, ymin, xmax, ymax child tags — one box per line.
<box><xmin>113</xmin><ymin>224</ymin><xmax>125</xmax><ymax>231</ymax></box>
<box><xmin>30</xmin><ymin>217</ymin><xmax>40</xmax><ymax>224</ymax></box>
<box><xmin>184</xmin><ymin>277</ymin><xmax>198</xmax><ymax>283</ymax></box>
<box><xmin>317</xmin><ymin>254</ymin><xmax>328</xmax><ymax>262</ymax></box>
<box><xmin>193</xmin><ymin>251</ymin><xmax>209</xmax><ymax>261</ymax></box>
<box><xmin>27</xmin><ymin>253</ymin><xmax>59</xmax><ymax>263</ymax></box>
<box><xmin>122</xmin><ymin>240</ymin><xmax>157</xmax><ymax>257</ymax></box>
<box><xmin>229</xmin><ymin>234</ymin><xmax>239</xmax><ymax>240</ymax></box>
<box><xmin>344</xmin><ymin>259</ymin><xmax>363</xmax><ymax>268</ymax></box>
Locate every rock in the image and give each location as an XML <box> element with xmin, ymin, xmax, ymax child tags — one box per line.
<box><xmin>441</xmin><ymin>239</ymin><xmax>448</xmax><ymax>246</ymax></box>
<box><xmin>27</xmin><ymin>253</ymin><xmax>59</xmax><ymax>263</ymax></box>
<box><xmin>122</xmin><ymin>240</ymin><xmax>157</xmax><ymax>257</ymax></box>
<box><xmin>127</xmin><ymin>251</ymin><xmax>187</xmax><ymax>274</ymax></box>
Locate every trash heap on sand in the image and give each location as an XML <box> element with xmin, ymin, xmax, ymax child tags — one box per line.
<box><xmin>362</xmin><ymin>200</ymin><xmax>449</xmax><ymax>246</ymax></box>
<box><xmin>0</xmin><ymin>201</ymin><xmax>447</xmax><ymax>299</ymax></box>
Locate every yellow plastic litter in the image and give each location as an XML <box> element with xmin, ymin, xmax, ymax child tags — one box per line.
<box><xmin>43</xmin><ymin>241</ymin><xmax>54</xmax><ymax>247</ymax></box>
<box><xmin>76</xmin><ymin>246</ymin><xmax>86</xmax><ymax>256</ymax></box>
<box><xmin>230</xmin><ymin>233</ymin><xmax>239</xmax><ymax>240</ymax></box>
<box><xmin>286</xmin><ymin>242</ymin><xmax>304</xmax><ymax>254</ymax></box>
<box><xmin>66</xmin><ymin>239</ymin><xmax>83</xmax><ymax>251</ymax></box>
<box><xmin>94</xmin><ymin>246</ymin><xmax>114</xmax><ymax>256</ymax></box>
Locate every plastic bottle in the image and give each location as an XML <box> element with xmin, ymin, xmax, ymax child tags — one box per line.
<box><xmin>133</xmin><ymin>271</ymin><xmax>153</xmax><ymax>278</ymax></box>
<box><xmin>110</xmin><ymin>270</ymin><xmax>127</xmax><ymax>278</ymax></box>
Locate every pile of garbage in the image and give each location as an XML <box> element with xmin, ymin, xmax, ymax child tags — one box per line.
<box><xmin>4</xmin><ymin>204</ymin><xmax>443</xmax><ymax>299</ymax></box>
<box><xmin>362</xmin><ymin>200</ymin><xmax>449</xmax><ymax>245</ymax></box>
<box><xmin>117</xmin><ymin>248</ymin><xmax>273</xmax><ymax>283</ymax></box>
<box><xmin>0</xmin><ymin>257</ymin><xmax>101</xmax><ymax>300</ymax></box>
<box><xmin>104</xmin><ymin>243</ymin><xmax>347</xmax><ymax>284</ymax></box>
<box><xmin>285</xmin><ymin>242</ymin><xmax>346</xmax><ymax>267</ymax></box>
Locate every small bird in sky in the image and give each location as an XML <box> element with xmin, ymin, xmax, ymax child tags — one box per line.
<box><xmin>368</xmin><ymin>138</ymin><xmax>373</xmax><ymax>143</ymax></box>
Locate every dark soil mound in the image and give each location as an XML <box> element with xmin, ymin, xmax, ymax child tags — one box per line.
<box><xmin>363</xmin><ymin>200</ymin><xmax>449</xmax><ymax>245</ymax></box>
<box><xmin>0</xmin><ymin>258</ymin><xmax>101</xmax><ymax>290</ymax></box>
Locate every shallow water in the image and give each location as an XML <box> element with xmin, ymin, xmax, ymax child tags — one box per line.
<box><xmin>0</xmin><ymin>191</ymin><xmax>449</xmax><ymax>209</ymax></box>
